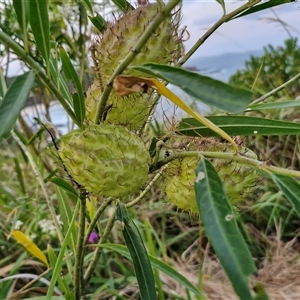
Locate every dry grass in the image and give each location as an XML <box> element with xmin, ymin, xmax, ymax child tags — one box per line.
<box><xmin>155</xmin><ymin>220</ymin><xmax>300</xmax><ymax>300</ymax></box>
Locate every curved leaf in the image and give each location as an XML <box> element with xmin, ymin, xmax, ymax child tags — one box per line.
<box><xmin>194</xmin><ymin>157</ymin><xmax>256</xmax><ymax>299</ymax></box>
<box><xmin>46</xmin><ymin>200</ymin><xmax>80</xmax><ymax>298</ymax></box>
<box><xmin>232</xmin><ymin>0</ymin><xmax>291</xmax><ymax>20</ymax></box>
<box><xmin>13</xmin><ymin>0</ymin><xmax>29</xmax><ymax>52</ymax></box>
<box><xmin>98</xmin><ymin>244</ymin><xmax>202</xmax><ymax>297</ymax></box>
<box><xmin>49</xmin><ymin>43</ymin><xmax>73</xmax><ymax>106</ymax></box>
<box><xmin>111</xmin><ymin>0</ymin><xmax>134</xmax><ymax>12</ymax></box>
<box><xmin>29</xmin><ymin>0</ymin><xmax>50</xmax><ymax>66</ymax></box>
<box><xmin>0</xmin><ymin>67</ymin><xmax>7</xmax><ymax>100</ymax></box>
<box><xmin>178</xmin><ymin>116</ymin><xmax>300</xmax><ymax>137</ymax></box>
<box><xmin>50</xmin><ymin>177</ymin><xmax>78</xmax><ymax>198</ymax></box>
<box><xmin>271</xmin><ymin>173</ymin><xmax>300</xmax><ymax>219</ymax></box>
<box><xmin>89</xmin><ymin>13</ymin><xmax>107</xmax><ymax>33</ymax></box>
<box><xmin>249</xmin><ymin>100</ymin><xmax>300</xmax><ymax>111</ymax></box>
<box><xmin>81</xmin><ymin>0</ymin><xmax>93</xmax><ymax>14</ymax></box>
<box><xmin>116</xmin><ymin>203</ymin><xmax>156</xmax><ymax>300</ymax></box>
<box><xmin>11</xmin><ymin>230</ymin><xmax>49</xmax><ymax>266</ymax></box>
<box><xmin>131</xmin><ymin>63</ymin><xmax>253</xmax><ymax>113</ymax></box>
<box><xmin>114</xmin><ymin>75</ymin><xmax>238</xmax><ymax>152</ymax></box>
<box><xmin>59</xmin><ymin>47</ymin><xmax>85</xmax><ymax>124</ymax></box>
<box><xmin>0</xmin><ymin>71</ymin><xmax>35</xmax><ymax>139</ymax></box>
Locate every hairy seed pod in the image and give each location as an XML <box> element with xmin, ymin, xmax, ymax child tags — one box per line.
<box><xmin>59</xmin><ymin>124</ymin><xmax>150</xmax><ymax>198</ymax></box>
<box><xmin>85</xmin><ymin>2</ymin><xmax>183</xmax><ymax>130</ymax></box>
<box><xmin>164</xmin><ymin>142</ymin><xmax>260</xmax><ymax>213</ymax></box>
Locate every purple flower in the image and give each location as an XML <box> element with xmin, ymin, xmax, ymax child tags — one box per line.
<box><xmin>88</xmin><ymin>231</ymin><xmax>99</xmax><ymax>244</ymax></box>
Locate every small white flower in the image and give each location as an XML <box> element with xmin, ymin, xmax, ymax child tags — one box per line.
<box><xmin>14</xmin><ymin>220</ymin><xmax>23</xmax><ymax>230</ymax></box>
<box><xmin>30</xmin><ymin>233</ymin><xmax>37</xmax><ymax>240</ymax></box>
<box><xmin>56</xmin><ymin>215</ymin><xmax>63</xmax><ymax>226</ymax></box>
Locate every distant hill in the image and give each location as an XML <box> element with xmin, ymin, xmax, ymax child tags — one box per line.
<box><xmin>184</xmin><ymin>49</ymin><xmax>264</xmax><ymax>82</ymax></box>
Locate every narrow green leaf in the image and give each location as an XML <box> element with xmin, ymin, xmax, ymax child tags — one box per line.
<box><xmin>49</xmin><ymin>46</ymin><xmax>73</xmax><ymax>106</ymax></box>
<box><xmin>51</xmin><ymin>177</ymin><xmax>79</xmax><ymax>198</ymax></box>
<box><xmin>27</xmin><ymin>127</ymin><xmax>45</xmax><ymax>145</ymax></box>
<box><xmin>47</xmin><ymin>200</ymin><xmax>80</xmax><ymax>299</ymax></box>
<box><xmin>13</xmin><ymin>0</ymin><xmax>29</xmax><ymax>52</ymax></box>
<box><xmin>271</xmin><ymin>173</ymin><xmax>300</xmax><ymax>219</ymax></box>
<box><xmin>89</xmin><ymin>13</ymin><xmax>107</xmax><ymax>33</ymax></box>
<box><xmin>232</xmin><ymin>0</ymin><xmax>290</xmax><ymax>20</ymax></box>
<box><xmin>55</xmin><ymin>186</ymin><xmax>78</xmax><ymax>255</ymax></box>
<box><xmin>14</xmin><ymin>157</ymin><xmax>26</xmax><ymax>195</ymax></box>
<box><xmin>0</xmin><ymin>68</ymin><xmax>7</xmax><ymax>101</ymax></box>
<box><xmin>178</xmin><ymin>116</ymin><xmax>300</xmax><ymax>137</ymax></box>
<box><xmin>59</xmin><ymin>47</ymin><xmax>85</xmax><ymax>124</ymax></box>
<box><xmin>116</xmin><ymin>203</ymin><xmax>156</xmax><ymax>300</ymax></box>
<box><xmin>98</xmin><ymin>244</ymin><xmax>203</xmax><ymax>297</ymax></box>
<box><xmin>249</xmin><ymin>100</ymin><xmax>300</xmax><ymax>111</ymax></box>
<box><xmin>111</xmin><ymin>0</ymin><xmax>134</xmax><ymax>12</ymax></box>
<box><xmin>131</xmin><ymin>64</ymin><xmax>253</xmax><ymax>113</ymax></box>
<box><xmin>0</xmin><ymin>71</ymin><xmax>35</xmax><ymax>139</ymax></box>
<box><xmin>23</xmin><ymin>297</ymin><xmax>65</xmax><ymax>300</ymax></box>
<box><xmin>195</xmin><ymin>158</ymin><xmax>256</xmax><ymax>299</ymax></box>
<box><xmin>29</xmin><ymin>0</ymin><xmax>50</xmax><ymax>66</ymax></box>
<box><xmin>47</xmin><ymin>245</ymin><xmax>69</xmax><ymax>293</ymax></box>
<box><xmin>81</xmin><ymin>0</ymin><xmax>93</xmax><ymax>14</ymax></box>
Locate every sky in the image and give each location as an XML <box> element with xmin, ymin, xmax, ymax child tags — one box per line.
<box><xmin>10</xmin><ymin>0</ymin><xmax>300</xmax><ymax>128</ymax></box>
<box><xmin>180</xmin><ymin>0</ymin><xmax>300</xmax><ymax>58</ymax></box>
<box><xmin>4</xmin><ymin>1</ymin><xmax>300</xmax><ymax>76</ymax></box>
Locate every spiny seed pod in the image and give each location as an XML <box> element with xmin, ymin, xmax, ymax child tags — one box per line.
<box><xmin>164</xmin><ymin>142</ymin><xmax>259</xmax><ymax>213</ymax></box>
<box><xmin>85</xmin><ymin>2</ymin><xmax>183</xmax><ymax>130</ymax></box>
<box><xmin>59</xmin><ymin>124</ymin><xmax>150</xmax><ymax>198</ymax></box>
<box><xmin>85</xmin><ymin>82</ymin><xmax>155</xmax><ymax>130</ymax></box>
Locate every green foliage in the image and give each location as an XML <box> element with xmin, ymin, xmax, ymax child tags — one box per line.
<box><xmin>1</xmin><ymin>1</ymin><xmax>300</xmax><ymax>300</ymax></box>
<box><xmin>229</xmin><ymin>38</ymin><xmax>300</xmax><ymax>99</ymax></box>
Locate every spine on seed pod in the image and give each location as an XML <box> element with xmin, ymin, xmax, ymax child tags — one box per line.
<box><xmin>85</xmin><ymin>2</ymin><xmax>184</xmax><ymax>131</ymax></box>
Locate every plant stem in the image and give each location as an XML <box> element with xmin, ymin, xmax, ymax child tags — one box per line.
<box><xmin>83</xmin><ymin>197</ymin><xmax>113</xmax><ymax>247</ymax></box>
<box><xmin>11</xmin><ymin>130</ymin><xmax>63</xmax><ymax>242</ymax></box>
<box><xmin>177</xmin><ymin>0</ymin><xmax>261</xmax><ymax>67</ymax></box>
<box><xmin>0</xmin><ymin>29</ymin><xmax>80</xmax><ymax>127</ymax></box>
<box><xmin>152</xmin><ymin>150</ymin><xmax>300</xmax><ymax>179</ymax></box>
<box><xmin>251</xmin><ymin>71</ymin><xmax>300</xmax><ymax>105</ymax></box>
<box><xmin>94</xmin><ymin>0</ymin><xmax>181</xmax><ymax>124</ymax></box>
<box><xmin>126</xmin><ymin>170</ymin><xmax>164</xmax><ymax>208</ymax></box>
<box><xmin>74</xmin><ymin>190</ymin><xmax>87</xmax><ymax>300</ymax></box>
<box><xmin>83</xmin><ymin>203</ymin><xmax>116</xmax><ymax>284</ymax></box>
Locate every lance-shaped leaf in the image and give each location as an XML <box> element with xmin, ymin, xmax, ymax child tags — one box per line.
<box><xmin>271</xmin><ymin>173</ymin><xmax>300</xmax><ymax>219</ymax></box>
<box><xmin>111</xmin><ymin>0</ymin><xmax>134</xmax><ymax>12</ymax></box>
<box><xmin>0</xmin><ymin>71</ymin><xmax>35</xmax><ymax>139</ymax></box>
<box><xmin>232</xmin><ymin>0</ymin><xmax>291</xmax><ymax>20</ymax></box>
<box><xmin>89</xmin><ymin>13</ymin><xmax>107</xmax><ymax>33</ymax></box>
<box><xmin>0</xmin><ymin>67</ymin><xmax>7</xmax><ymax>101</ymax></box>
<box><xmin>49</xmin><ymin>42</ymin><xmax>73</xmax><ymax>106</ymax></box>
<box><xmin>178</xmin><ymin>116</ymin><xmax>300</xmax><ymax>137</ymax></box>
<box><xmin>116</xmin><ymin>203</ymin><xmax>156</xmax><ymax>300</ymax></box>
<box><xmin>113</xmin><ymin>75</ymin><xmax>238</xmax><ymax>152</ymax></box>
<box><xmin>11</xmin><ymin>230</ymin><xmax>49</xmax><ymax>266</ymax></box>
<box><xmin>13</xmin><ymin>0</ymin><xmax>29</xmax><ymax>52</ymax></box>
<box><xmin>59</xmin><ymin>47</ymin><xmax>85</xmax><ymax>124</ymax></box>
<box><xmin>131</xmin><ymin>64</ymin><xmax>253</xmax><ymax>113</ymax></box>
<box><xmin>81</xmin><ymin>0</ymin><xmax>93</xmax><ymax>14</ymax></box>
<box><xmin>29</xmin><ymin>0</ymin><xmax>50</xmax><ymax>67</ymax></box>
<box><xmin>194</xmin><ymin>157</ymin><xmax>256</xmax><ymax>299</ymax></box>
<box><xmin>249</xmin><ymin>100</ymin><xmax>300</xmax><ymax>111</ymax></box>
<box><xmin>98</xmin><ymin>243</ymin><xmax>203</xmax><ymax>297</ymax></box>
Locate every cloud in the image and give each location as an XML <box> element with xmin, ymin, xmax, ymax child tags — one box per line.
<box><xmin>180</xmin><ymin>1</ymin><xmax>300</xmax><ymax>57</ymax></box>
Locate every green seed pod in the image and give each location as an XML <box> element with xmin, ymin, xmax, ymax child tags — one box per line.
<box><xmin>59</xmin><ymin>124</ymin><xmax>150</xmax><ymax>198</ymax></box>
<box><xmin>164</xmin><ymin>142</ymin><xmax>259</xmax><ymax>213</ymax></box>
<box><xmin>85</xmin><ymin>82</ymin><xmax>155</xmax><ymax>130</ymax></box>
<box><xmin>85</xmin><ymin>2</ymin><xmax>183</xmax><ymax>130</ymax></box>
